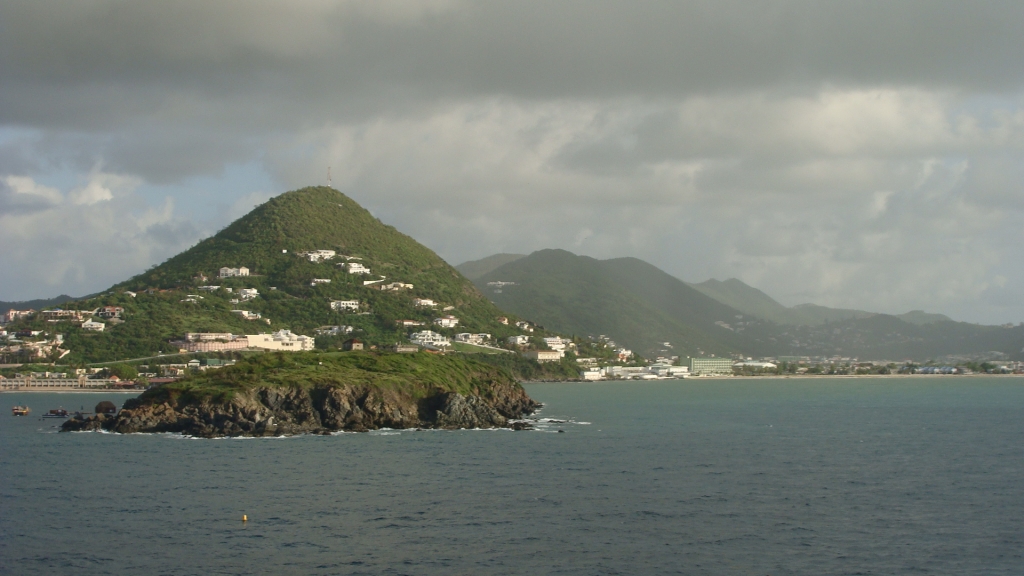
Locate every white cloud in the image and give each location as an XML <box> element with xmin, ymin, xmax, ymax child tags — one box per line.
<box><xmin>0</xmin><ymin>172</ymin><xmax>201</xmax><ymax>300</ymax></box>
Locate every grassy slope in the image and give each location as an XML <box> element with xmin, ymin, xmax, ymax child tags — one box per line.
<box><xmin>146</xmin><ymin>351</ymin><xmax>520</xmax><ymax>404</ymax></box>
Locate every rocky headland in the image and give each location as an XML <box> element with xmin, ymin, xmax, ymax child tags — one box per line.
<box><xmin>62</xmin><ymin>352</ymin><xmax>539</xmax><ymax>437</ymax></box>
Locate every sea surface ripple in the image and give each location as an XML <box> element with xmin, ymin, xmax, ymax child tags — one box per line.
<box><xmin>2</xmin><ymin>377</ymin><xmax>1022</xmax><ymax>575</ymax></box>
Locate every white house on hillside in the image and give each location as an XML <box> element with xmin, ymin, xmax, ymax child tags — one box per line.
<box><xmin>302</xmin><ymin>250</ymin><xmax>336</xmax><ymax>262</ymax></box>
<box><xmin>346</xmin><ymin>262</ymin><xmax>371</xmax><ymax>274</ymax></box>
<box><xmin>219</xmin><ymin>266</ymin><xmax>250</xmax><ymax>278</ymax></box>
<box><xmin>330</xmin><ymin>300</ymin><xmax>360</xmax><ymax>312</ymax></box>
<box><xmin>434</xmin><ymin>315</ymin><xmax>459</xmax><ymax>328</ymax></box>
<box><xmin>413</xmin><ymin>298</ymin><xmax>436</xmax><ymax>307</ymax></box>
<box><xmin>455</xmin><ymin>333</ymin><xmax>491</xmax><ymax>345</ymax></box>
<box><xmin>507</xmin><ymin>335</ymin><xmax>530</xmax><ymax>346</ymax></box>
<box><xmin>410</xmin><ymin>330</ymin><xmax>450</xmax><ymax>348</ymax></box>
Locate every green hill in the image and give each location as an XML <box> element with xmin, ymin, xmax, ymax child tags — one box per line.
<box><xmin>474</xmin><ymin>249</ymin><xmax>782</xmax><ymax>358</ymax></box>
<box><xmin>456</xmin><ymin>254</ymin><xmax>526</xmax><ymax>280</ymax></box>
<box><xmin>10</xmin><ymin>187</ymin><xmax>528</xmax><ymax>363</ymax></box>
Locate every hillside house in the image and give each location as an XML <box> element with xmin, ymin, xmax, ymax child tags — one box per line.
<box><xmin>515</xmin><ymin>321</ymin><xmax>534</xmax><ymax>332</ymax></box>
<box><xmin>496</xmin><ymin>316</ymin><xmax>508</xmax><ymax>325</ymax></box>
<box><xmin>96</xmin><ymin>306</ymin><xmax>124</xmax><ymax>319</ymax></box>
<box><xmin>311</xmin><ymin>278</ymin><xmax>331</xmax><ymax>285</ymax></box>
<box><xmin>82</xmin><ymin>320</ymin><xmax>105</xmax><ymax>332</ymax></box>
<box><xmin>330</xmin><ymin>300</ymin><xmax>360</xmax><ymax>312</ymax></box>
<box><xmin>3</xmin><ymin>309</ymin><xmax>35</xmax><ymax>324</ymax></box>
<box><xmin>232</xmin><ymin>310</ymin><xmax>262</xmax><ymax>320</ymax></box>
<box><xmin>434</xmin><ymin>315</ymin><xmax>459</xmax><ymax>328</ymax></box>
<box><xmin>413</xmin><ymin>298</ymin><xmax>436</xmax><ymax>307</ymax></box>
<box><xmin>238</xmin><ymin>288</ymin><xmax>259</xmax><ymax>300</ymax></box>
<box><xmin>455</xmin><ymin>333</ymin><xmax>491</xmax><ymax>345</ymax></box>
<box><xmin>543</xmin><ymin>337</ymin><xmax>568</xmax><ymax>352</ymax></box>
<box><xmin>345</xmin><ymin>263</ymin><xmax>371</xmax><ymax>274</ymax></box>
<box><xmin>396</xmin><ymin>319</ymin><xmax>425</xmax><ymax>327</ymax></box>
<box><xmin>198</xmin><ymin>285</ymin><xmax>220</xmax><ymax>292</ymax></box>
<box><xmin>41</xmin><ymin>309</ymin><xmax>86</xmax><ymax>323</ymax></box>
<box><xmin>342</xmin><ymin>338</ymin><xmax>364</xmax><ymax>351</ymax></box>
<box><xmin>302</xmin><ymin>250</ymin><xmax>336</xmax><ymax>262</ymax></box>
<box><xmin>507</xmin><ymin>335</ymin><xmax>530</xmax><ymax>346</ymax></box>
<box><xmin>389</xmin><ymin>343</ymin><xmax>420</xmax><ymax>353</ymax></box>
<box><xmin>410</xmin><ymin>330</ymin><xmax>450</xmax><ymax>348</ymax></box>
<box><xmin>379</xmin><ymin>282</ymin><xmax>414</xmax><ymax>291</ymax></box>
<box><xmin>219</xmin><ymin>266</ymin><xmax>250</xmax><ymax>278</ymax></box>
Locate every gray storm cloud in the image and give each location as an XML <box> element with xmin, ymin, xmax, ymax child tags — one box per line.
<box><xmin>0</xmin><ymin>1</ymin><xmax>1022</xmax><ymax>323</ymax></box>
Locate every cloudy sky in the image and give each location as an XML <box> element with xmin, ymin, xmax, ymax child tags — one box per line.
<box><xmin>1</xmin><ymin>1</ymin><xmax>1022</xmax><ymax>324</ymax></box>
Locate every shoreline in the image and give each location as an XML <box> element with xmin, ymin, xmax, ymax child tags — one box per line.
<box><xmin>523</xmin><ymin>373</ymin><xmax>1023</xmax><ymax>384</ymax></box>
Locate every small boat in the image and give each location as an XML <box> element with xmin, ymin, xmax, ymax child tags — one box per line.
<box><xmin>42</xmin><ymin>408</ymin><xmax>69</xmax><ymax>419</ymax></box>
<box><xmin>12</xmin><ymin>406</ymin><xmax>31</xmax><ymax>416</ymax></box>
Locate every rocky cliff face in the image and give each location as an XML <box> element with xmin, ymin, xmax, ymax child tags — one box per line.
<box><xmin>62</xmin><ymin>382</ymin><xmax>539</xmax><ymax>437</ymax></box>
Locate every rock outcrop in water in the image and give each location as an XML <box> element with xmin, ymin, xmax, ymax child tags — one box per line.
<box><xmin>62</xmin><ymin>352</ymin><xmax>539</xmax><ymax>437</ymax></box>
<box><xmin>64</xmin><ymin>383</ymin><xmax>536</xmax><ymax>437</ymax></box>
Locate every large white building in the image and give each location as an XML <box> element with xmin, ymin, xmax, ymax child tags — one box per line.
<box><xmin>246</xmin><ymin>330</ymin><xmax>315</xmax><ymax>351</ymax></box>
<box><xmin>410</xmin><ymin>330</ymin><xmax>450</xmax><ymax>348</ymax></box>
<box><xmin>238</xmin><ymin>288</ymin><xmax>259</xmax><ymax>300</ymax></box>
<box><xmin>330</xmin><ymin>300</ymin><xmax>360</xmax><ymax>312</ymax></box>
<box><xmin>454</xmin><ymin>333</ymin><xmax>491</xmax><ymax>345</ymax></box>
<box><xmin>346</xmin><ymin>262</ymin><xmax>371</xmax><ymax>274</ymax></box>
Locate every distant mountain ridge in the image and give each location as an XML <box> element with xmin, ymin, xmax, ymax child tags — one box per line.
<box><xmin>466</xmin><ymin>250</ymin><xmax>1022</xmax><ymax>361</ymax></box>
<box><xmin>0</xmin><ymin>294</ymin><xmax>80</xmax><ymax>313</ymax></box>
<box><xmin>688</xmin><ymin>278</ymin><xmax>952</xmax><ymax>326</ymax></box>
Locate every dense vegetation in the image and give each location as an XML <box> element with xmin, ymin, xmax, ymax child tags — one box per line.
<box><xmin>143</xmin><ymin>350</ymin><xmax>520</xmax><ymax>404</ymax></box>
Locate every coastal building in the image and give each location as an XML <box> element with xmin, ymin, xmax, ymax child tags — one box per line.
<box><xmin>219</xmin><ymin>266</ymin><xmax>250</xmax><ymax>278</ymax></box>
<box><xmin>522</xmin><ymin>350</ymin><xmax>562</xmax><ymax>363</ymax></box>
<box><xmin>246</xmin><ymin>330</ymin><xmax>315</xmax><ymax>351</ymax></box>
<box><xmin>410</xmin><ymin>330</ymin><xmax>450</xmax><ymax>348</ymax></box>
<box><xmin>581</xmin><ymin>369</ymin><xmax>603</xmax><ymax>380</ymax></box>
<box><xmin>689</xmin><ymin>357</ymin><xmax>734</xmax><ymax>375</ymax></box>
<box><xmin>330</xmin><ymin>300</ymin><xmax>360</xmax><ymax>312</ymax></box>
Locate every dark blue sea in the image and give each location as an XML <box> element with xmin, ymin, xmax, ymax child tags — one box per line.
<box><xmin>2</xmin><ymin>378</ymin><xmax>1023</xmax><ymax>575</ymax></box>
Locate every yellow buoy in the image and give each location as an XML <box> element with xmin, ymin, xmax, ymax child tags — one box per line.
<box><xmin>242</xmin><ymin>514</ymin><xmax>248</xmax><ymax>522</ymax></box>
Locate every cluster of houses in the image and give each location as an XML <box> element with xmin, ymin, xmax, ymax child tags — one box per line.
<box><xmin>0</xmin><ymin>329</ymin><xmax>69</xmax><ymax>361</ymax></box>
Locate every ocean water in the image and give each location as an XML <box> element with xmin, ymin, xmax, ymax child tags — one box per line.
<box><xmin>2</xmin><ymin>378</ymin><xmax>1023</xmax><ymax>575</ymax></box>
